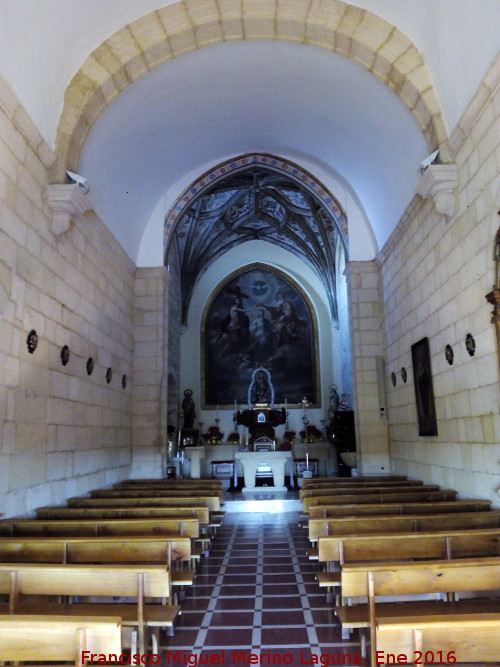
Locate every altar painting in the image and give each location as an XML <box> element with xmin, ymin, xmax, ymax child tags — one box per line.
<box><xmin>203</xmin><ymin>266</ymin><xmax>318</xmax><ymax>407</ymax></box>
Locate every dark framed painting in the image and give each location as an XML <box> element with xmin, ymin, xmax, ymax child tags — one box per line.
<box><xmin>411</xmin><ymin>337</ymin><xmax>438</xmax><ymax>436</ymax></box>
<box><xmin>202</xmin><ymin>264</ymin><xmax>318</xmax><ymax>407</ymax></box>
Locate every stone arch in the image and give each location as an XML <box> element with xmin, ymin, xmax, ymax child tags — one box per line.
<box><xmin>52</xmin><ymin>0</ymin><xmax>448</xmax><ymax>180</ymax></box>
<box><xmin>162</xmin><ymin>152</ymin><xmax>348</xmax><ymax>252</ymax></box>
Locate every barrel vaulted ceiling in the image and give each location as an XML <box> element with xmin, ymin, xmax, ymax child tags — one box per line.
<box><xmin>0</xmin><ymin>0</ymin><xmax>498</xmax><ymax>267</ymax></box>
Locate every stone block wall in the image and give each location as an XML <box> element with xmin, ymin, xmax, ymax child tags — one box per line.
<box><xmin>131</xmin><ymin>267</ymin><xmax>169</xmax><ymax>478</ymax></box>
<box><xmin>379</xmin><ymin>57</ymin><xmax>500</xmax><ymax>506</ymax></box>
<box><xmin>0</xmin><ymin>76</ymin><xmax>135</xmax><ymax>517</ymax></box>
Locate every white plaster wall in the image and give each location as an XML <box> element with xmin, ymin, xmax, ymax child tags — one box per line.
<box><xmin>0</xmin><ymin>76</ymin><xmax>135</xmax><ymax>517</ymax></box>
<box><xmin>380</xmin><ymin>60</ymin><xmax>500</xmax><ymax>507</ymax></box>
<box><xmin>179</xmin><ymin>240</ymin><xmax>345</xmax><ymax>440</ymax></box>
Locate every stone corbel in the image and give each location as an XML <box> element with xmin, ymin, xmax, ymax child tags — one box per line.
<box><xmin>416</xmin><ymin>164</ymin><xmax>458</xmax><ymax>217</ymax></box>
<box><xmin>46</xmin><ymin>184</ymin><xmax>92</xmax><ymax>235</ymax></box>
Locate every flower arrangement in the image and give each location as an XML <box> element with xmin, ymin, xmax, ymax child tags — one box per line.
<box><xmin>203</xmin><ymin>426</ymin><xmax>225</xmax><ymax>445</ymax></box>
<box><xmin>227</xmin><ymin>431</ymin><xmax>240</xmax><ymax>443</ymax></box>
<box><xmin>284</xmin><ymin>430</ymin><xmax>296</xmax><ymax>443</ymax></box>
<box><xmin>299</xmin><ymin>425</ymin><xmax>322</xmax><ymax>443</ymax></box>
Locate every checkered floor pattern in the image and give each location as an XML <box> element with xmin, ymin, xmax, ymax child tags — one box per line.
<box><xmin>161</xmin><ymin>508</ymin><xmax>364</xmax><ymax>665</ymax></box>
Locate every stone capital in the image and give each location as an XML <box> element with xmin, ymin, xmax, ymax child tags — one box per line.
<box><xmin>416</xmin><ymin>164</ymin><xmax>458</xmax><ymax>217</ymax></box>
<box><xmin>46</xmin><ymin>184</ymin><xmax>92</xmax><ymax>235</ymax></box>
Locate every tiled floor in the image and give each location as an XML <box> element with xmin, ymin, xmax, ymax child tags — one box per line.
<box><xmin>161</xmin><ymin>499</ymin><xmax>365</xmax><ymax>665</ymax></box>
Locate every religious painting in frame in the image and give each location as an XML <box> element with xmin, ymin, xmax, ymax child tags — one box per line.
<box><xmin>411</xmin><ymin>337</ymin><xmax>438</xmax><ymax>436</ymax></box>
<box><xmin>202</xmin><ymin>265</ymin><xmax>318</xmax><ymax>407</ymax></box>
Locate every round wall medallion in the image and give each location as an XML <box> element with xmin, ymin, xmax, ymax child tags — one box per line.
<box><xmin>26</xmin><ymin>329</ymin><xmax>38</xmax><ymax>354</ymax></box>
<box><xmin>445</xmin><ymin>344</ymin><xmax>454</xmax><ymax>365</ymax></box>
<box><xmin>401</xmin><ymin>367</ymin><xmax>407</xmax><ymax>383</ymax></box>
<box><xmin>60</xmin><ymin>345</ymin><xmax>70</xmax><ymax>366</ymax></box>
<box><xmin>122</xmin><ymin>374</ymin><xmax>127</xmax><ymax>389</ymax></box>
<box><xmin>391</xmin><ymin>372</ymin><xmax>397</xmax><ymax>387</ymax></box>
<box><xmin>465</xmin><ymin>333</ymin><xmax>476</xmax><ymax>357</ymax></box>
<box><xmin>86</xmin><ymin>357</ymin><xmax>94</xmax><ymax>376</ymax></box>
<box><xmin>106</xmin><ymin>367</ymin><xmax>112</xmax><ymax>384</ymax></box>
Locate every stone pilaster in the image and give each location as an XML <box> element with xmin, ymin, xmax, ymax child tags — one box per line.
<box><xmin>346</xmin><ymin>260</ymin><xmax>391</xmax><ymax>474</ymax></box>
<box><xmin>131</xmin><ymin>267</ymin><xmax>170</xmax><ymax>478</ymax></box>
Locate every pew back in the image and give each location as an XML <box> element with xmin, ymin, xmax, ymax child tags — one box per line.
<box><xmin>300</xmin><ymin>484</ymin><xmax>439</xmax><ymax>500</ymax></box>
<box><xmin>87</xmin><ymin>490</ymin><xmax>221</xmax><ymax>510</ymax></box>
<box><xmin>0</xmin><ymin>518</ymin><xmax>199</xmax><ymax>538</ymax></box>
<box><xmin>308</xmin><ymin>499</ymin><xmax>491</xmax><ymax>518</ymax></box>
<box><xmin>308</xmin><ymin>511</ymin><xmax>500</xmax><ymax>541</ymax></box>
<box><xmin>318</xmin><ymin>528</ymin><xmax>500</xmax><ymax>564</ymax></box>
<box><xmin>0</xmin><ymin>536</ymin><xmax>192</xmax><ymax>565</ymax></box>
<box><xmin>35</xmin><ymin>505</ymin><xmax>210</xmax><ymax>523</ymax></box>
<box><xmin>303</xmin><ymin>490</ymin><xmax>457</xmax><ymax>511</ymax></box>
<box><xmin>0</xmin><ymin>614</ymin><xmax>122</xmax><ymax>662</ymax></box>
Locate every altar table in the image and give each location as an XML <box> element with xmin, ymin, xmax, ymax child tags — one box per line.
<box><xmin>234</xmin><ymin>451</ymin><xmax>294</xmax><ymax>491</ymax></box>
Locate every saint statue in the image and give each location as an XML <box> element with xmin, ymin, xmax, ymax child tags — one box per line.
<box><xmin>182</xmin><ymin>389</ymin><xmax>196</xmax><ymax>428</ymax></box>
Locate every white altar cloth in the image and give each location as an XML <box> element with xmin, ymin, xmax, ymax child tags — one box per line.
<box><xmin>234</xmin><ymin>451</ymin><xmax>293</xmax><ymax>491</ymax></box>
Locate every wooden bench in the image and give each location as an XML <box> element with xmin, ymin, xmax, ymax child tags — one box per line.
<box><xmin>0</xmin><ymin>516</ymin><xmax>199</xmax><ymax>538</ymax></box>
<box><xmin>375</xmin><ymin>613</ymin><xmax>500</xmax><ymax>665</ymax></box>
<box><xmin>0</xmin><ymin>562</ymin><xmax>180</xmax><ymax>655</ymax></box>
<box><xmin>35</xmin><ymin>504</ymin><xmax>211</xmax><ymax>525</ymax></box>
<box><xmin>0</xmin><ymin>535</ymin><xmax>197</xmax><ymax>593</ymax></box>
<box><xmin>0</xmin><ymin>614</ymin><xmax>122</xmax><ymax>665</ymax></box>
<box><xmin>303</xmin><ymin>475</ymin><xmax>409</xmax><ymax>485</ymax></box>
<box><xmin>87</xmin><ymin>490</ymin><xmax>222</xmax><ymax>511</ymax></box>
<box><xmin>308</xmin><ymin>510</ymin><xmax>500</xmax><ymax>543</ymax></box>
<box><xmin>113</xmin><ymin>477</ymin><xmax>223</xmax><ymax>485</ymax></box>
<box><xmin>300</xmin><ymin>484</ymin><xmax>441</xmax><ymax>501</ymax></box>
<box><xmin>308</xmin><ymin>499</ymin><xmax>492</xmax><ymax>519</ymax></box>
<box><xmin>338</xmin><ymin>557</ymin><xmax>500</xmax><ymax>664</ymax></box>
<box><xmin>318</xmin><ymin>528</ymin><xmax>500</xmax><ymax>566</ymax></box>
<box><xmin>110</xmin><ymin>484</ymin><xmax>224</xmax><ymax>501</ymax></box>
<box><xmin>303</xmin><ymin>489</ymin><xmax>457</xmax><ymax>511</ymax></box>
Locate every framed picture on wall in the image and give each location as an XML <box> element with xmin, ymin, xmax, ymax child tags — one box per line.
<box><xmin>411</xmin><ymin>336</ymin><xmax>438</xmax><ymax>436</ymax></box>
<box><xmin>202</xmin><ymin>264</ymin><xmax>319</xmax><ymax>407</ymax></box>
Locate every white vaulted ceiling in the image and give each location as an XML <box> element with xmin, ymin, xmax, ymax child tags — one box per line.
<box><xmin>0</xmin><ymin>0</ymin><xmax>498</xmax><ymax>264</ymax></box>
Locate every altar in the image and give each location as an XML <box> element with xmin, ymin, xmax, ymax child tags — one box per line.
<box><xmin>234</xmin><ymin>451</ymin><xmax>293</xmax><ymax>492</ymax></box>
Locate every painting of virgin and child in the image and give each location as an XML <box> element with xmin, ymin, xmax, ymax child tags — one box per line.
<box><xmin>203</xmin><ymin>266</ymin><xmax>318</xmax><ymax>407</ymax></box>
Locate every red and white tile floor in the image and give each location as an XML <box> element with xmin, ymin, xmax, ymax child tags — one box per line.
<box><xmin>161</xmin><ymin>495</ymin><xmax>364</xmax><ymax>666</ymax></box>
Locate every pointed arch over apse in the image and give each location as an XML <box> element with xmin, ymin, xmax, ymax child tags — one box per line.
<box><xmin>163</xmin><ymin>153</ymin><xmax>348</xmax><ymax>327</ymax></box>
<box><xmin>52</xmin><ymin>0</ymin><xmax>447</xmax><ymax>180</ymax></box>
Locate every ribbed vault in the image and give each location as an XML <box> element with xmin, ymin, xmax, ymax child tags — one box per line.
<box><xmin>165</xmin><ymin>157</ymin><xmax>347</xmax><ymax>326</ymax></box>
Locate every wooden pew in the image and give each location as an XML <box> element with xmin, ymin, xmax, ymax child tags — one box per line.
<box><xmin>300</xmin><ymin>484</ymin><xmax>441</xmax><ymax>501</ymax></box>
<box><xmin>302</xmin><ymin>478</ymin><xmax>423</xmax><ymax>489</ymax></box>
<box><xmin>0</xmin><ymin>562</ymin><xmax>180</xmax><ymax>654</ymax></box>
<box><xmin>87</xmin><ymin>490</ymin><xmax>222</xmax><ymax>511</ymax></box>
<box><xmin>108</xmin><ymin>485</ymin><xmax>224</xmax><ymax>501</ymax></box>
<box><xmin>0</xmin><ymin>614</ymin><xmax>122</xmax><ymax>665</ymax></box>
<box><xmin>35</xmin><ymin>505</ymin><xmax>210</xmax><ymax>524</ymax></box>
<box><xmin>308</xmin><ymin>510</ymin><xmax>500</xmax><ymax>542</ymax></box>
<box><xmin>0</xmin><ymin>517</ymin><xmax>199</xmax><ymax>538</ymax></box>
<box><xmin>303</xmin><ymin>475</ymin><xmax>409</xmax><ymax>485</ymax></box>
<box><xmin>303</xmin><ymin>489</ymin><xmax>457</xmax><ymax>511</ymax></box>
<box><xmin>318</xmin><ymin>528</ymin><xmax>500</xmax><ymax>566</ymax></box>
<box><xmin>0</xmin><ymin>535</ymin><xmax>196</xmax><ymax>598</ymax></box>
<box><xmin>114</xmin><ymin>479</ymin><xmax>223</xmax><ymax>489</ymax></box>
<box><xmin>375</xmin><ymin>613</ymin><xmax>500</xmax><ymax>665</ymax></box>
<box><xmin>308</xmin><ymin>499</ymin><xmax>491</xmax><ymax>519</ymax></box>
<box><xmin>338</xmin><ymin>557</ymin><xmax>500</xmax><ymax>664</ymax></box>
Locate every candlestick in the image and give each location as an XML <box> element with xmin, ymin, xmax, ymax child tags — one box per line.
<box><xmin>306</xmin><ymin>452</ymin><xmax>309</xmax><ymax>471</ymax></box>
